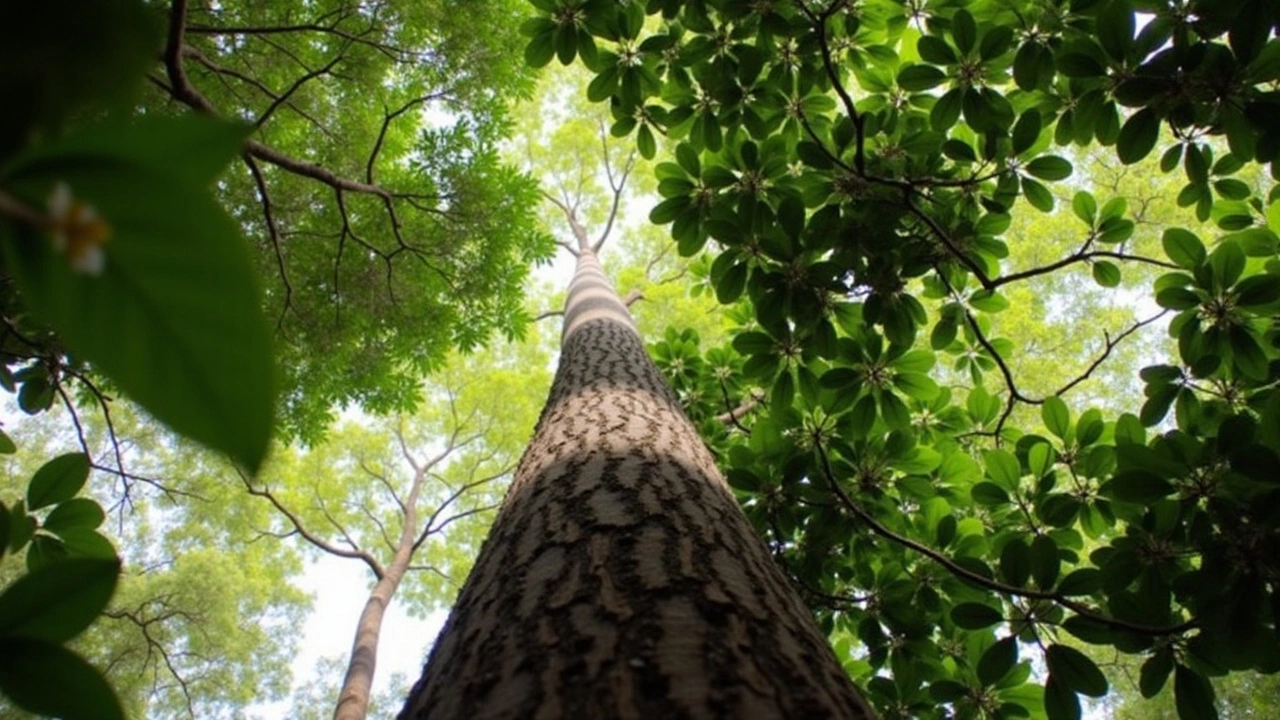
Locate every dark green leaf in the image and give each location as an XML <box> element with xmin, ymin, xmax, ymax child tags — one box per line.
<box><xmin>1046</xmin><ymin>644</ymin><xmax>1108</xmax><ymax>697</ymax></box>
<box><xmin>979</xmin><ymin>636</ymin><xmax>1018</xmax><ymax>686</ymax></box>
<box><xmin>0</xmin><ymin>639</ymin><xmax>124</xmax><ymax>720</ymax></box>
<box><xmin>1044</xmin><ymin>674</ymin><xmax>1082</xmax><ymax>720</ymax></box>
<box><xmin>1092</xmin><ymin>260</ymin><xmax>1121</xmax><ymax>287</ymax></box>
<box><xmin>952</xmin><ymin>602</ymin><xmax>1004</xmax><ymax>629</ymax></box>
<box><xmin>1024</xmin><ymin>156</ymin><xmax>1073</xmax><ymax>181</ymax></box>
<box><xmin>1042</xmin><ymin>396</ymin><xmax>1070</xmax><ymax>439</ymax></box>
<box><xmin>952</xmin><ymin>9</ymin><xmax>977</xmax><ymax>55</ymax></box>
<box><xmin>1162</xmin><ymin>228</ymin><xmax>1206</xmax><ymax>269</ymax></box>
<box><xmin>1022</xmin><ymin>176</ymin><xmax>1055</xmax><ymax>211</ymax></box>
<box><xmin>898</xmin><ymin>64</ymin><xmax>948</xmax><ymax>91</ymax></box>
<box><xmin>4</xmin><ymin>147</ymin><xmax>275</xmax><ymax>473</ymax></box>
<box><xmin>1098</xmin><ymin>0</ymin><xmax>1135</xmax><ymax>62</ymax></box>
<box><xmin>1030</xmin><ymin>534</ymin><xmax>1060</xmax><ymax>588</ymax></box>
<box><xmin>41</xmin><ymin>498</ymin><xmax>106</xmax><ymax>535</ymax></box>
<box><xmin>0</xmin><ymin>558</ymin><xmax>118</xmax><ymax>643</ymax></box>
<box><xmin>1117</xmin><ymin>108</ymin><xmax>1160</xmax><ymax>164</ymax></box>
<box><xmin>1174</xmin><ymin>665</ymin><xmax>1218</xmax><ymax>720</ymax></box>
<box><xmin>1140</xmin><ymin>649</ymin><xmax>1174</xmax><ymax>698</ymax></box>
<box><xmin>1000</xmin><ymin>538</ymin><xmax>1031</xmax><ymax>587</ymax></box>
<box><xmin>26</xmin><ymin>453</ymin><xmax>89</xmax><ymax>511</ymax></box>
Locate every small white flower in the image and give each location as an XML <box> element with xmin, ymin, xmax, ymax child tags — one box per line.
<box><xmin>46</xmin><ymin>182</ymin><xmax>109</xmax><ymax>275</ymax></box>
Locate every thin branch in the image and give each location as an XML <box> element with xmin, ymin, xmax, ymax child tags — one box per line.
<box><xmin>236</xmin><ymin>469</ymin><xmax>384</xmax><ymax>579</ymax></box>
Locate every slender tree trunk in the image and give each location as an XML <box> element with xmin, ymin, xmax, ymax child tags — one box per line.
<box><xmin>334</xmin><ymin>563</ymin><xmax>408</xmax><ymax>720</ymax></box>
<box><xmin>336</xmin><ymin>467</ymin><xmax>427</xmax><ymax>720</ymax></box>
<box><xmin>399</xmin><ymin>249</ymin><xmax>875</xmax><ymax>718</ymax></box>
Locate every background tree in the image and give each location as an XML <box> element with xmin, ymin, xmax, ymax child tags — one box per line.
<box><xmin>245</xmin><ymin>339</ymin><xmax>550</xmax><ymax>720</ymax></box>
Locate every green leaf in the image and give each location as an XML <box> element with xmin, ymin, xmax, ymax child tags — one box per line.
<box><xmin>0</xmin><ymin>430</ymin><xmax>16</xmax><ymax>454</ymax></box>
<box><xmin>1057</xmin><ymin>568</ymin><xmax>1102</xmax><ymax>596</ymax></box>
<box><xmin>636</xmin><ymin>123</ymin><xmax>656</xmax><ymax>160</ymax></box>
<box><xmin>1030</xmin><ymin>534</ymin><xmax>1060</xmax><ymax>588</ymax></box>
<box><xmin>979</xmin><ymin>636</ymin><xmax>1018</xmax><ymax>686</ymax></box>
<box><xmin>0</xmin><ymin>558</ymin><xmax>119</xmax><ymax>643</ymax></box>
<box><xmin>893</xmin><ymin>372</ymin><xmax>939</xmax><ymax>400</ymax></box>
<box><xmin>26</xmin><ymin>453</ymin><xmax>90</xmax><ymax>511</ymax></box>
<box><xmin>1098</xmin><ymin>0</ymin><xmax>1135</xmax><ymax>62</ymax></box>
<box><xmin>1162</xmin><ymin>228</ymin><xmax>1206</xmax><ymax>269</ymax></box>
<box><xmin>0</xmin><ymin>639</ymin><xmax>124</xmax><ymax>720</ymax></box>
<box><xmin>1041</xmin><ymin>396</ymin><xmax>1070</xmax><ymax>439</ymax></box>
<box><xmin>1046</xmin><ymin>644</ymin><xmax>1108</xmax><ymax>697</ymax></box>
<box><xmin>970</xmin><ymin>290</ymin><xmax>1010</xmax><ymax>313</ymax></box>
<box><xmin>1208</xmin><ymin>240</ymin><xmax>1245</xmax><ymax>289</ymax></box>
<box><xmin>952</xmin><ymin>9</ymin><xmax>977</xmax><ymax>54</ymax></box>
<box><xmin>1072</xmin><ymin>191</ymin><xmax>1098</xmax><ymax>225</ymax></box>
<box><xmin>7</xmin><ymin>502</ymin><xmax>34</xmax><ymax>554</ymax></box>
<box><xmin>1140</xmin><ymin>649</ymin><xmax>1174</xmax><ymax>698</ymax></box>
<box><xmin>1117</xmin><ymin>108</ymin><xmax>1160</xmax><ymax>164</ymax></box>
<box><xmin>918</xmin><ymin>35</ymin><xmax>957</xmax><ymax>65</ymax></box>
<box><xmin>952</xmin><ymin>602</ymin><xmax>1004</xmax><ymax>629</ymax></box>
<box><xmin>1022</xmin><ymin>176</ymin><xmax>1055</xmax><ymax>211</ymax></box>
<box><xmin>1174</xmin><ymin>664</ymin><xmax>1218</xmax><ymax>720</ymax></box>
<box><xmin>40</xmin><ymin>498</ymin><xmax>106</xmax><ymax>535</ymax></box>
<box><xmin>1024</xmin><ymin>156</ymin><xmax>1073</xmax><ymax>181</ymax></box>
<box><xmin>897</xmin><ymin>64</ymin><xmax>948</xmax><ymax>91</ymax></box>
<box><xmin>984</xmin><ymin>449</ymin><xmax>1022</xmax><ymax>488</ymax></box>
<box><xmin>4</xmin><ymin>142</ymin><xmax>275</xmax><ymax>473</ymax></box>
<box><xmin>1234</xmin><ymin>274</ymin><xmax>1280</xmax><ymax>308</ymax></box>
<box><xmin>1044</xmin><ymin>674</ymin><xmax>1082</xmax><ymax>720</ymax></box>
<box><xmin>1092</xmin><ymin>260</ymin><xmax>1121</xmax><ymax>287</ymax></box>
<box><xmin>1106</xmin><ymin>470</ymin><xmax>1174</xmax><ymax>503</ymax></box>
<box><xmin>972</xmin><ymin>481</ymin><xmax>1012</xmax><ymax>506</ymax></box>
<box><xmin>524</xmin><ymin>29</ymin><xmax>556</xmax><ymax>68</ymax></box>
<box><xmin>1000</xmin><ymin>538</ymin><xmax>1031</xmax><ymax>587</ymax></box>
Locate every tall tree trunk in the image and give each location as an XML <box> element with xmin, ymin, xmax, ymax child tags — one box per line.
<box><xmin>399</xmin><ymin>249</ymin><xmax>875</xmax><ymax>719</ymax></box>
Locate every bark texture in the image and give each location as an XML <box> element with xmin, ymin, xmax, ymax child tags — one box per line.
<box><xmin>400</xmin><ymin>250</ymin><xmax>875</xmax><ymax>719</ymax></box>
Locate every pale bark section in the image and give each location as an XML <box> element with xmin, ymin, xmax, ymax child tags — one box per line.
<box><xmin>400</xmin><ymin>250</ymin><xmax>875</xmax><ymax>719</ymax></box>
<box><xmin>335</xmin><ymin>463</ymin><xmax>426</xmax><ymax>720</ymax></box>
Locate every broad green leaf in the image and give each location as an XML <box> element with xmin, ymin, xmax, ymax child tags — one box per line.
<box><xmin>1057</xmin><ymin>568</ymin><xmax>1102</xmax><ymax>596</ymax></box>
<box><xmin>984</xmin><ymin>449</ymin><xmax>1022</xmax><ymax>488</ymax></box>
<box><xmin>1072</xmin><ymin>191</ymin><xmax>1097</xmax><ymax>225</ymax></box>
<box><xmin>40</xmin><ymin>498</ymin><xmax>106</xmax><ymax>535</ymax></box>
<box><xmin>1030</xmin><ymin>534</ymin><xmax>1060</xmax><ymax>588</ymax></box>
<box><xmin>1105</xmin><ymin>470</ymin><xmax>1174</xmax><ymax>503</ymax></box>
<box><xmin>1162</xmin><ymin>228</ymin><xmax>1206</xmax><ymax>269</ymax></box>
<box><xmin>1140</xmin><ymin>649</ymin><xmax>1174</xmax><ymax>698</ymax></box>
<box><xmin>1022</xmin><ymin>176</ymin><xmax>1055</xmax><ymax>211</ymax></box>
<box><xmin>1117</xmin><ymin>108</ymin><xmax>1160</xmax><ymax>164</ymax></box>
<box><xmin>1044</xmin><ymin>674</ymin><xmax>1082</xmax><ymax>720</ymax></box>
<box><xmin>1042</xmin><ymin>396</ymin><xmax>1070</xmax><ymax>439</ymax></box>
<box><xmin>0</xmin><ymin>639</ymin><xmax>124</xmax><ymax>720</ymax></box>
<box><xmin>979</xmin><ymin>636</ymin><xmax>1018</xmax><ymax>686</ymax></box>
<box><xmin>1092</xmin><ymin>261</ymin><xmax>1121</xmax><ymax>287</ymax></box>
<box><xmin>1024</xmin><ymin>156</ymin><xmax>1073</xmax><ymax>181</ymax></box>
<box><xmin>952</xmin><ymin>9</ymin><xmax>977</xmax><ymax>54</ymax></box>
<box><xmin>0</xmin><ymin>558</ymin><xmax>119</xmax><ymax>643</ymax></box>
<box><xmin>1000</xmin><ymin>538</ymin><xmax>1031</xmax><ymax>587</ymax></box>
<box><xmin>26</xmin><ymin>453</ymin><xmax>89</xmax><ymax>511</ymax></box>
<box><xmin>1174</xmin><ymin>665</ymin><xmax>1218</xmax><ymax>720</ymax></box>
<box><xmin>3</xmin><ymin>145</ymin><xmax>275</xmax><ymax>472</ymax></box>
<box><xmin>898</xmin><ymin>64</ymin><xmax>948</xmax><ymax>91</ymax></box>
<box><xmin>1046</xmin><ymin>644</ymin><xmax>1108</xmax><ymax>697</ymax></box>
<box><xmin>952</xmin><ymin>602</ymin><xmax>1004</xmax><ymax>629</ymax></box>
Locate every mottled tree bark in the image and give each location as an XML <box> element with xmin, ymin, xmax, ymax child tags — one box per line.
<box><xmin>399</xmin><ymin>249</ymin><xmax>875</xmax><ymax>719</ymax></box>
